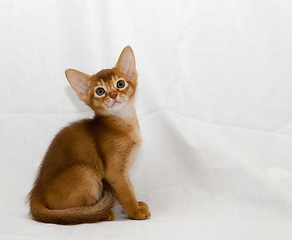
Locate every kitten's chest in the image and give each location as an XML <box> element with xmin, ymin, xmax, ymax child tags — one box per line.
<box><xmin>93</xmin><ymin>116</ymin><xmax>142</xmax><ymax>169</ymax></box>
<box><xmin>105</xmin><ymin>127</ymin><xmax>141</xmax><ymax>170</ymax></box>
<box><xmin>124</xmin><ymin>123</ymin><xmax>142</xmax><ymax>168</ymax></box>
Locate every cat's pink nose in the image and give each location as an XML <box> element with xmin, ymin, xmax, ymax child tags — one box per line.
<box><xmin>109</xmin><ymin>91</ymin><xmax>117</xmax><ymax>100</ymax></box>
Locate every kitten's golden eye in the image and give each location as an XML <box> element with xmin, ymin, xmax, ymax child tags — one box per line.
<box><xmin>96</xmin><ymin>87</ymin><xmax>105</xmax><ymax>96</ymax></box>
<box><xmin>117</xmin><ymin>80</ymin><xmax>125</xmax><ymax>89</ymax></box>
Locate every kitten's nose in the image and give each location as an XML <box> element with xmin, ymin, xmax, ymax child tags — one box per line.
<box><xmin>109</xmin><ymin>91</ymin><xmax>117</xmax><ymax>100</ymax></box>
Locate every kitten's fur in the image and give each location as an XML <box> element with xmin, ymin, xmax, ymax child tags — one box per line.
<box><xmin>28</xmin><ymin>46</ymin><xmax>150</xmax><ymax>224</ymax></box>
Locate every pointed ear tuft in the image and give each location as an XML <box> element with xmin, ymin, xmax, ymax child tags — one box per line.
<box><xmin>115</xmin><ymin>46</ymin><xmax>138</xmax><ymax>80</ymax></box>
<box><xmin>65</xmin><ymin>69</ymin><xmax>92</xmax><ymax>102</ymax></box>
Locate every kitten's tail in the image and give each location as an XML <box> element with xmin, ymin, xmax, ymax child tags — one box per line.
<box><xmin>29</xmin><ymin>188</ymin><xmax>115</xmax><ymax>225</ymax></box>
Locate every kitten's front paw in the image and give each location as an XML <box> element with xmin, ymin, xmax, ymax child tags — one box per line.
<box><xmin>131</xmin><ymin>201</ymin><xmax>151</xmax><ymax>220</ymax></box>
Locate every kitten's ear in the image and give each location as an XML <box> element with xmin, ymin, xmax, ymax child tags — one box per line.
<box><xmin>65</xmin><ymin>69</ymin><xmax>92</xmax><ymax>102</ymax></box>
<box><xmin>115</xmin><ymin>46</ymin><xmax>138</xmax><ymax>80</ymax></box>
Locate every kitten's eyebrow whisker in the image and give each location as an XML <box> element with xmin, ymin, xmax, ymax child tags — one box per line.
<box><xmin>100</xmin><ymin>78</ymin><xmax>106</xmax><ymax>87</ymax></box>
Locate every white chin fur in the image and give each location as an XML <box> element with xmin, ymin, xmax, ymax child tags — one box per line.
<box><xmin>105</xmin><ymin>99</ymin><xmax>133</xmax><ymax>119</ymax></box>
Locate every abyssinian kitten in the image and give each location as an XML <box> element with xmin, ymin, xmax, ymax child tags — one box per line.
<box><xmin>28</xmin><ymin>46</ymin><xmax>151</xmax><ymax>224</ymax></box>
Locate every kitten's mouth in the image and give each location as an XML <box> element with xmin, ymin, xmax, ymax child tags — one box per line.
<box><xmin>108</xmin><ymin>100</ymin><xmax>123</xmax><ymax>108</ymax></box>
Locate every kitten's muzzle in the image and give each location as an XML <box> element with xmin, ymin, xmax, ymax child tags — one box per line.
<box><xmin>108</xmin><ymin>99</ymin><xmax>123</xmax><ymax>108</ymax></box>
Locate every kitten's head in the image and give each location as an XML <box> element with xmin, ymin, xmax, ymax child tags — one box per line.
<box><xmin>65</xmin><ymin>46</ymin><xmax>138</xmax><ymax>117</ymax></box>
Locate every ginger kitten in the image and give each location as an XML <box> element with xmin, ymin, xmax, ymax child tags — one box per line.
<box><xmin>28</xmin><ymin>46</ymin><xmax>151</xmax><ymax>224</ymax></box>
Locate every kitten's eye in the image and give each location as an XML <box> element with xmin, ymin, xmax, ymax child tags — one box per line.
<box><xmin>117</xmin><ymin>80</ymin><xmax>125</xmax><ymax>89</ymax></box>
<box><xmin>96</xmin><ymin>87</ymin><xmax>105</xmax><ymax>96</ymax></box>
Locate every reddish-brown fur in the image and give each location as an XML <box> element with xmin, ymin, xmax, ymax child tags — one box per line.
<box><xmin>28</xmin><ymin>46</ymin><xmax>150</xmax><ymax>224</ymax></box>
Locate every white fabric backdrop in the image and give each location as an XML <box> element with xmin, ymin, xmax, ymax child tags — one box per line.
<box><xmin>1</xmin><ymin>0</ymin><xmax>292</xmax><ymax>239</ymax></box>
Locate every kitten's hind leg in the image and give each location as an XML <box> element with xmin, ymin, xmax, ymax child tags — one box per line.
<box><xmin>44</xmin><ymin>166</ymin><xmax>103</xmax><ymax>210</ymax></box>
<box><xmin>101</xmin><ymin>210</ymin><xmax>115</xmax><ymax>221</ymax></box>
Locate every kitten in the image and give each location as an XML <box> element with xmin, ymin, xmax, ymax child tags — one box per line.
<box><xmin>28</xmin><ymin>46</ymin><xmax>151</xmax><ymax>224</ymax></box>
